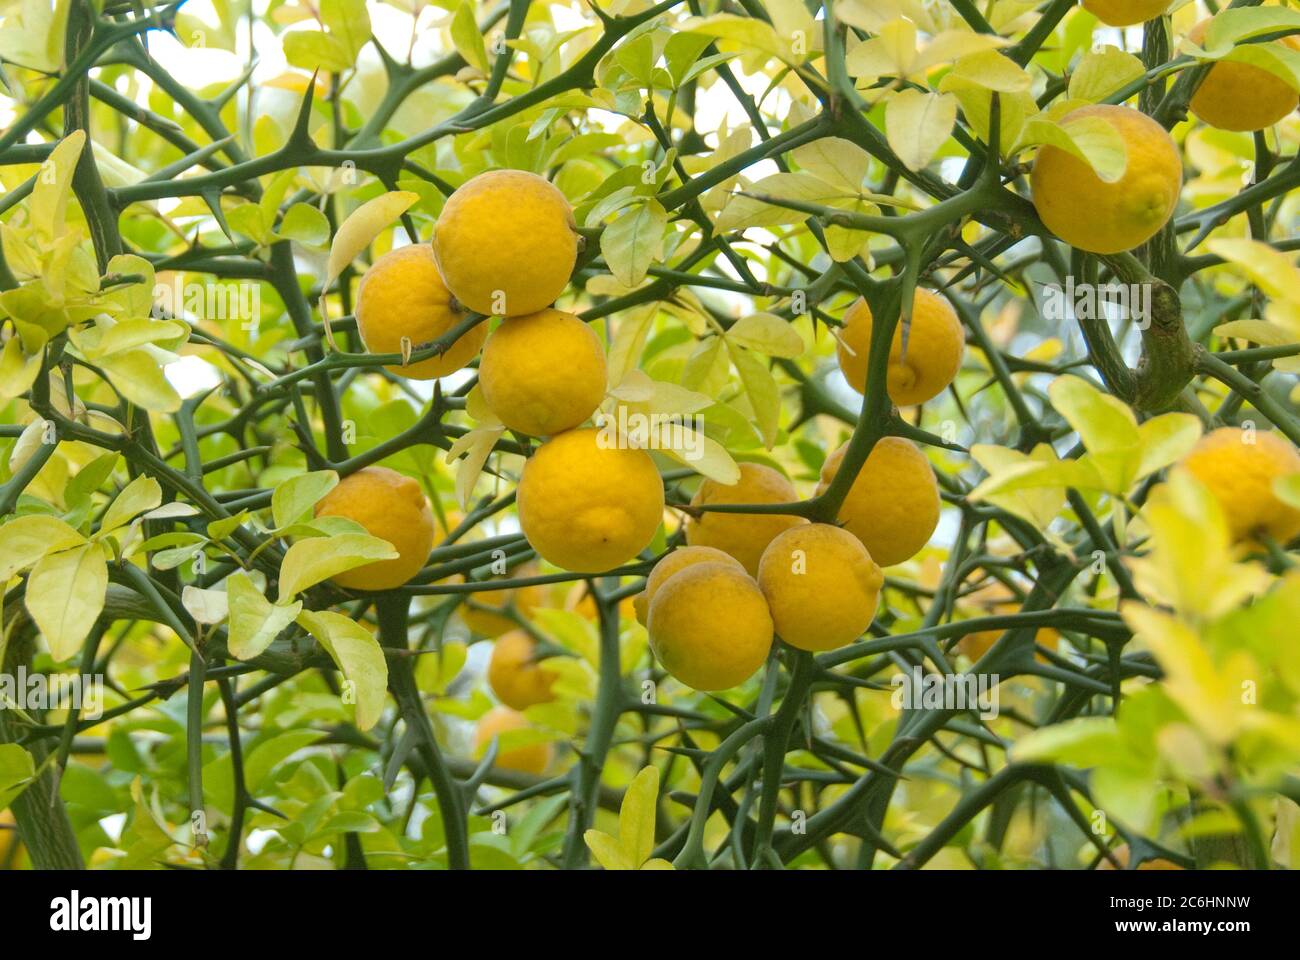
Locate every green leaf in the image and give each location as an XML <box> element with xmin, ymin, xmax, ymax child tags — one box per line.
<box><xmin>277</xmin><ymin>532</ymin><xmax>398</xmax><ymax>600</ymax></box>
<box><xmin>450</xmin><ymin>1</ymin><xmax>489</xmax><ymax>71</ymax></box>
<box><xmin>276</xmin><ymin>203</ymin><xmax>331</xmax><ymax>247</ymax></box>
<box><xmin>1047</xmin><ymin>375</ymin><xmax>1141</xmax><ymax>492</ymax></box>
<box><xmin>1021</xmin><ymin>112</ymin><xmax>1128</xmax><ymax>184</ymax></box>
<box><xmin>885</xmin><ymin>89</ymin><xmax>958</xmax><ymax>173</ymax></box>
<box><xmin>97</xmin><ymin>348</ymin><xmax>182</xmax><ymax>413</ymax></box>
<box><xmin>618</xmin><ymin>765</ymin><xmax>660</xmax><ymax>868</ymax></box>
<box><xmin>601</xmin><ymin>200</ymin><xmax>668</xmax><ymax>287</ymax></box>
<box><xmin>583</xmin><ymin>828</ymin><xmax>633</xmax><ymax>870</ymax></box>
<box><xmin>0</xmin><ymin>515</ymin><xmax>86</xmax><ymax>582</ymax></box>
<box><xmin>296</xmin><ymin>609</ymin><xmax>389</xmax><ymax>731</ymax></box>
<box><xmin>1135</xmin><ymin>413</ymin><xmax>1201</xmax><ymax>481</ymax></box>
<box><xmin>727</xmin><ymin>340</ymin><xmax>780</xmax><ymax>449</ymax></box>
<box><xmin>227</xmin><ymin>572</ymin><xmax>302</xmax><ymax>660</ymax></box>
<box><xmin>99</xmin><ymin>474</ymin><xmax>163</xmax><ymax>536</ymax></box>
<box><xmin>30</xmin><ymin>130</ymin><xmax>84</xmax><ymax>243</ymax></box>
<box><xmin>0</xmin><ymin>336</ymin><xmax>42</xmax><ymax>401</ymax></box>
<box><xmin>1010</xmin><ymin>716</ymin><xmax>1123</xmax><ymax>767</ymax></box>
<box><xmin>272</xmin><ymin>470</ymin><xmax>339</xmax><ymax>530</ymax></box>
<box><xmin>25</xmin><ymin>543</ymin><xmax>108</xmax><ymax>661</ymax></box>
<box><xmin>1069</xmin><ymin>46</ymin><xmax>1146</xmax><ymax>102</ymax></box>
<box><xmin>0</xmin><ymin>744</ymin><xmax>37</xmax><ymax>812</ymax></box>
<box><xmin>726</xmin><ymin>312</ymin><xmax>804</xmax><ymax>358</ymax></box>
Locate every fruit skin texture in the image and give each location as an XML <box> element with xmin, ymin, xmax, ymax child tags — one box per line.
<box><xmin>837</xmin><ymin>290</ymin><xmax>964</xmax><ymax>406</ymax></box>
<box><xmin>314</xmin><ymin>467</ymin><xmax>434</xmax><ymax>590</ymax></box>
<box><xmin>816</xmin><ymin>437</ymin><xmax>940</xmax><ymax>568</ymax></box>
<box><xmin>478</xmin><ymin>309</ymin><xmax>607</xmax><ymax>436</ymax></box>
<box><xmin>487</xmin><ymin>629</ymin><xmax>557</xmax><ymax>710</ymax></box>
<box><xmin>633</xmin><ymin>545</ymin><xmax>745</xmax><ymax>623</ymax></box>
<box><xmin>647</xmin><ymin>562</ymin><xmax>773</xmax><ymax>691</ymax></box>
<box><xmin>474</xmin><ymin>707</ymin><xmax>552</xmax><ymax>775</ymax></box>
<box><xmin>516</xmin><ymin>428</ymin><xmax>664</xmax><ymax>572</ymax></box>
<box><xmin>433</xmin><ymin>170</ymin><xmax>577</xmax><ymax>317</ymax></box>
<box><xmin>1082</xmin><ymin>0</ymin><xmax>1168</xmax><ymax>27</ymax></box>
<box><xmin>1180</xmin><ymin>427</ymin><xmax>1300</xmax><ymax>545</ymax></box>
<box><xmin>758</xmin><ymin>524</ymin><xmax>883</xmax><ymax>652</ymax></box>
<box><xmin>1187</xmin><ymin>19</ymin><xmax>1300</xmax><ymax>132</ymax></box>
<box><xmin>1030</xmin><ymin>104</ymin><xmax>1182</xmax><ymax>254</ymax></box>
<box><xmin>355</xmin><ymin>244</ymin><xmax>487</xmax><ymax>379</ymax></box>
<box><xmin>686</xmin><ymin>463</ymin><xmax>807</xmax><ymax>575</ymax></box>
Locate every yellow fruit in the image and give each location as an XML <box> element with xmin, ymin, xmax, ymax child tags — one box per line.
<box><xmin>433</xmin><ymin>170</ymin><xmax>578</xmax><ymax>317</ymax></box>
<box><xmin>1098</xmin><ymin>844</ymin><xmax>1182</xmax><ymax>870</ymax></box>
<box><xmin>517</xmin><ymin>428</ymin><xmax>664</xmax><ymax>572</ymax></box>
<box><xmin>0</xmin><ymin>809</ymin><xmax>19</xmax><ymax>867</ymax></box>
<box><xmin>816</xmin><ymin>438</ymin><xmax>940</xmax><ymax>567</ymax></box>
<box><xmin>487</xmin><ymin>629</ymin><xmax>557</xmax><ymax>710</ymax></box>
<box><xmin>314</xmin><ymin>466</ymin><xmax>435</xmax><ymax>590</ymax></box>
<box><xmin>460</xmin><ymin>565</ymin><xmax>544</xmax><ymax>637</ymax></box>
<box><xmin>474</xmin><ymin>707</ymin><xmax>552</xmax><ymax>775</ymax></box>
<box><xmin>959</xmin><ymin>607</ymin><xmax>1061</xmax><ymax>662</ymax></box>
<box><xmin>836</xmin><ymin>290</ymin><xmax>964</xmax><ymax>406</ymax></box>
<box><xmin>1030</xmin><ymin>104</ymin><xmax>1182</xmax><ymax>254</ymax></box>
<box><xmin>1188</xmin><ymin>19</ymin><xmax>1300</xmax><ymax>132</ymax></box>
<box><xmin>1180</xmin><ymin>427</ymin><xmax>1300</xmax><ymax>545</ymax></box>
<box><xmin>1082</xmin><ymin>0</ymin><xmax>1168</xmax><ymax>27</ymax></box>
<box><xmin>647</xmin><ymin>562</ymin><xmax>773</xmax><ymax>690</ymax></box>
<box><xmin>478</xmin><ymin>309</ymin><xmax>607</xmax><ymax>436</ymax></box>
<box><xmin>757</xmin><ymin>523</ymin><xmax>883</xmax><ymax>652</ymax></box>
<box><xmin>354</xmin><ymin>244</ymin><xmax>487</xmax><ymax>379</ymax></box>
<box><xmin>633</xmin><ymin>545</ymin><xmax>745</xmax><ymax>623</ymax></box>
<box><xmin>686</xmin><ymin>463</ymin><xmax>807</xmax><ymax>575</ymax></box>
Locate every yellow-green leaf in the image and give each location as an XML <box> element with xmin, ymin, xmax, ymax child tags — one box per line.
<box><xmin>26</xmin><ymin>543</ymin><xmax>107</xmax><ymax>661</ymax></box>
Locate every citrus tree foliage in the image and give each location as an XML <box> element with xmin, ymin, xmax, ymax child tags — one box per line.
<box><xmin>2</xmin><ymin>0</ymin><xmax>1300</xmax><ymax>871</ymax></box>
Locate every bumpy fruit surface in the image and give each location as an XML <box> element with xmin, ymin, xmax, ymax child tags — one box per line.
<box><xmin>816</xmin><ymin>438</ymin><xmax>940</xmax><ymax>567</ymax></box>
<box><xmin>633</xmin><ymin>545</ymin><xmax>745</xmax><ymax>623</ymax></box>
<box><xmin>474</xmin><ymin>707</ymin><xmax>552</xmax><ymax>775</ymax></box>
<box><xmin>516</xmin><ymin>428</ymin><xmax>664</xmax><ymax>572</ymax></box>
<box><xmin>837</xmin><ymin>290</ymin><xmax>964</xmax><ymax>405</ymax></box>
<box><xmin>1030</xmin><ymin>104</ymin><xmax>1182</xmax><ymax>254</ymax></box>
<box><xmin>314</xmin><ymin>467</ymin><xmax>434</xmax><ymax>590</ymax></box>
<box><xmin>647</xmin><ymin>562</ymin><xmax>773</xmax><ymax>690</ymax></box>
<box><xmin>1188</xmin><ymin>19</ymin><xmax>1300</xmax><ymax>132</ymax></box>
<box><xmin>758</xmin><ymin>524</ymin><xmax>883</xmax><ymax>652</ymax></box>
<box><xmin>1180</xmin><ymin>427</ymin><xmax>1300</xmax><ymax>545</ymax></box>
<box><xmin>433</xmin><ymin>170</ymin><xmax>578</xmax><ymax>317</ymax></box>
<box><xmin>1082</xmin><ymin>0</ymin><xmax>1168</xmax><ymax>27</ymax></box>
<box><xmin>354</xmin><ymin>244</ymin><xmax>487</xmax><ymax>379</ymax></box>
<box><xmin>487</xmin><ymin>629</ymin><xmax>557</xmax><ymax>710</ymax></box>
<box><xmin>686</xmin><ymin>463</ymin><xmax>807</xmax><ymax>575</ymax></box>
<box><xmin>478</xmin><ymin>309</ymin><xmax>607</xmax><ymax>436</ymax></box>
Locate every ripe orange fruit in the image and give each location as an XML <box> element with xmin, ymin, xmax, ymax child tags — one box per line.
<box><xmin>487</xmin><ymin>629</ymin><xmax>557</xmax><ymax>710</ymax></box>
<box><xmin>836</xmin><ymin>289</ymin><xmax>964</xmax><ymax>406</ymax></box>
<box><xmin>1030</xmin><ymin>104</ymin><xmax>1182</xmax><ymax>254</ymax></box>
<box><xmin>474</xmin><ymin>707</ymin><xmax>552</xmax><ymax>775</ymax></box>
<box><xmin>685</xmin><ymin>463</ymin><xmax>806</xmax><ymax>575</ymax></box>
<box><xmin>354</xmin><ymin>244</ymin><xmax>487</xmax><ymax>379</ymax></box>
<box><xmin>314</xmin><ymin>467</ymin><xmax>434</xmax><ymax>590</ymax></box>
<box><xmin>1187</xmin><ymin>19</ymin><xmax>1300</xmax><ymax>132</ymax></box>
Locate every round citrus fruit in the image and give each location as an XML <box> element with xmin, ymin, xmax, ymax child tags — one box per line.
<box><xmin>837</xmin><ymin>289</ymin><xmax>964</xmax><ymax>406</ymax></box>
<box><xmin>487</xmin><ymin>629</ymin><xmax>557</xmax><ymax>710</ymax></box>
<box><xmin>685</xmin><ymin>463</ymin><xmax>807</xmax><ymax>575</ymax></box>
<box><xmin>633</xmin><ymin>545</ymin><xmax>745</xmax><ymax>623</ymax></box>
<box><xmin>1030</xmin><ymin>104</ymin><xmax>1182</xmax><ymax>254</ymax></box>
<box><xmin>1188</xmin><ymin>19</ymin><xmax>1300</xmax><ymax>132</ymax></box>
<box><xmin>758</xmin><ymin>523</ymin><xmax>883</xmax><ymax>652</ymax></box>
<box><xmin>354</xmin><ymin>244</ymin><xmax>487</xmax><ymax>379</ymax></box>
<box><xmin>1082</xmin><ymin>0</ymin><xmax>1168</xmax><ymax>27</ymax></box>
<box><xmin>474</xmin><ymin>706</ymin><xmax>552</xmax><ymax>775</ymax></box>
<box><xmin>516</xmin><ymin>428</ymin><xmax>664</xmax><ymax>572</ymax></box>
<box><xmin>647</xmin><ymin>562</ymin><xmax>773</xmax><ymax>690</ymax></box>
<box><xmin>314</xmin><ymin>467</ymin><xmax>434</xmax><ymax>590</ymax></box>
<box><xmin>1180</xmin><ymin>427</ymin><xmax>1300</xmax><ymax>545</ymax></box>
<box><xmin>478</xmin><ymin>308</ymin><xmax>607</xmax><ymax>437</ymax></box>
<box><xmin>816</xmin><ymin>437</ymin><xmax>940</xmax><ymax>567</ymax></box>
<box><xmin>433</xmin><ymin>170</ymin><xmax>578</xmax><ymax>317</ymax></box>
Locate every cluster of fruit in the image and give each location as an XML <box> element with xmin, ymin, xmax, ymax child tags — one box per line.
<box><xmin>1032</xmin><ymin>9</ymin><xmax>1300</xmax><ymax>255</ymax></box>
